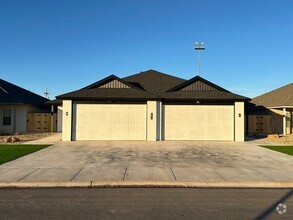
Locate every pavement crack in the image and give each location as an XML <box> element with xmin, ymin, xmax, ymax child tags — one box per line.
<box><xmin>170</xmin><ymin>167</ymin><xmax>177</xmax><ymax>181</ymax></box>
<box><xmin>18</xmin><ymin>168</ymin><xmax>40</xmax><ymax>181</ymax></box>
<box><xmin>250</xmin><ymin>167</ymin><xmax>276</xmax><ymax>182</ymax></box>
<box><xmin>122</xmin><ymin>167</ymin><xmax>128</xmax><ymax>181</ymax></box>
<box><xmin>71</xmin><ymin>167</ymin><xmax>84</xmax><ymax>181</ymax></box>
<box><xmin>211</xmin><ymin>168</ymin><xmax>227</xmax><ymax>181</ymax></box>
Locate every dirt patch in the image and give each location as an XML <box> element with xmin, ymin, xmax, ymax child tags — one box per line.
<box><xmin>0</xmin><ymin>133</ymin><xmax>55</xmax><ymax>144</ymax></box>
<box><xmin>265</xmin><ymin>134</ymin><xmax>293</xmax><ymax>145</ymax></box>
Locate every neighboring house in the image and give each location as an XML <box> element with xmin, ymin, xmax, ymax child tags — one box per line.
<box><xmin>56</xmin><ymin>70</ymin><xmax>250</xmax><ymax>142</ymax></box>
<box><xmin>248</xmin><ymin>83</ymin><xmax>293</xmax><ymax>135</ymax></box>
<box><xmin>0</xmin><ymin>79</ymin><xmax>50</xmax><ymax>133</ymax></box>
<box><xmin>47</xmin><ymin>99</ymin><xmax>63</xmax><ymax>132</ymax></box>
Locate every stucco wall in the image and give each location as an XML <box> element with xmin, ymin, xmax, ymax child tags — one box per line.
<box><xmin>57</xmin><ymin>106</ymin><xmax>63</xmax><ymax>132</ymax></box>
<box><xmin>234</xmin><ymin>102</ymin><xmax>245</xmax><ymax>142</ymax></box>
<box><xmin>147</xmin><ymin>101</ymin><xmax>161</xmax><ymax>141</ymax></box>
<box><xmin>270</xmin><ymin>109</ymin><xmax>283</xmax><ymax>134</ymax></box>
<box><xmin>62</xmin><ymin>100</ymin><xmax>72</xmax><ymax>141</ymax></box>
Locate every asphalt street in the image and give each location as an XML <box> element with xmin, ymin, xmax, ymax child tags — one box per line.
<box><xmin>0</xmin><ymin>188</ymin><xmax>292</xmax><ymax>220</ymax></box>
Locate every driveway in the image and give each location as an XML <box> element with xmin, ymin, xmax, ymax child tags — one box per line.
<box><xmin>0</xmin><ymin>140</ymin><xmax>293</xmax><ymax>182</ymax></box>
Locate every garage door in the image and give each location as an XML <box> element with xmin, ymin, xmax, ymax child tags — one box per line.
<box><xmin>72</xmin><ymin>104</ymin><xmax>146</xmax><ymax>140</ymax></box>
<box><xmin>164</xmin><ymin>105</ymin><xmax>234</xmax><ymax>141</ymax></box>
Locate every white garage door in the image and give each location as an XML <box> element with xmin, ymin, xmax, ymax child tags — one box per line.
<box><xmin>164</xmin><ymin>105</ymin><xmax>234</xmax><ymax>141</ymax></box>
<box><xmin>72</xmin><ymin>104</ymin><xmax>146</xmax><ymax>140</ymax></box>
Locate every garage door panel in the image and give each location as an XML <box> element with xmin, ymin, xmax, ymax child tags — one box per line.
<box><xmin>164</xmin><ymin>105</ymin><xmax>234</xmax><ymax>141</ymax></box>
<box><xmin>73</xmin><ymin>104</ymin><xmax>146</xmax><ymax>140</ymax></box>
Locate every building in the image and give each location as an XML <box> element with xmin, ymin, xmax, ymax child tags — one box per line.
<box><xmin>0</xmin><ymin>79</ymin><xmax>50</xmax><ymax>133</ymax></box>
<box><xmin>248</xmin><ymin>83</ymin><xmax>293</xmax><ymax>135</ymax></box>
<box><xmin>56</xmin><ymin>70</ymin><xmax>250</xmax><ymax>141</ymax></box>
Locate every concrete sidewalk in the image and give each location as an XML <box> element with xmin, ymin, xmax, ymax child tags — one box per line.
<box><xmin>23</xmin><ymin>133</ymin><xmax>61</xmax><ymax>145</ymax></box>
<box><xmin>1</xmin><ymin>140</ymin><xmax>293</xmax><ymax>188</ymax></box>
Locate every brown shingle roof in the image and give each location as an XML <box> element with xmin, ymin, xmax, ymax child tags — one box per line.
<box><xmin>252</xmin><ymin>83</ymin><xmax>293</xmax><ymax>107</ymax></box>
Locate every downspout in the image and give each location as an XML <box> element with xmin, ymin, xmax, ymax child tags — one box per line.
<box><xmin>290</xmin><ymin>110</ymin><xmax>293</xmax><ymax>134</ymax></box>
<box><xmin>13</xmin><ymin>104</ymin><xmax>16</xmax><ymax>133</ymax></box>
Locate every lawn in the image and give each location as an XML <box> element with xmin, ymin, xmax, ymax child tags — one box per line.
<box><xmin>260</xmin><ymin>145</ymin><xmax>293</xmax><ymax>156</ymax></box>
<box><xmin>0</xmin><ymin>144</ymin><xmax>50</xmax><ymax>165</ymax></box>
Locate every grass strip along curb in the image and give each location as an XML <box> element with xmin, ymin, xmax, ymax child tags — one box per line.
<box><xmin>260</xmin><ymin>145</ymin><xmax>293</xmax><ymax>156</ymax></box>
<box><xmin>0</xmin><ymin>144</ymin><xmax>51</xmax><ymax>165</ymax></box>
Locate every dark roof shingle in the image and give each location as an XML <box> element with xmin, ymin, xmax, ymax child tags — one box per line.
<box><xmin>0</xmin><ymin>79</ymin><xmax>49</xmax><ymax>106</ymax></box>
<box><xmin>57</xmin><ymin>88</ymin><xmax>159</xmax><ymax>100</ymax></box>
<box><xmin>57</xmin><ymin>70</ymin><xmax>250</xmax><ymax>102</ymax></box>
<box><xmin>123</xmin><ymin>69</ymin><xmax>186</xmax><ymax>93</ymax></box>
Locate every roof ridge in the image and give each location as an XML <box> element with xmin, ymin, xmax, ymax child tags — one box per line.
<box><xmin>123</xmin><ymin>69</ymin><xmax>186</xmax><ymax>81</ymax></box>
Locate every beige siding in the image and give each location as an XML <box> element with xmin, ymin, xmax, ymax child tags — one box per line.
<box><xmin>72</xmin><ymin>104</ymin><xmax>146</xmax><ymax>140</ymax></box>
<box><xmin>163</xmin><ymin>105</ymin><xmax>234</xmax><ymax>141</ymax></box>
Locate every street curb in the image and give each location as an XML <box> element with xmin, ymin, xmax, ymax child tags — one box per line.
<box><xmin>1</xmin><ymin>181</ymin><xmax>293</xmax><ymax>188</ymax></box>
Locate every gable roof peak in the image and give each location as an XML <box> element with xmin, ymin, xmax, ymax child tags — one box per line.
<box><xmin>167</xmin><ymin>75</ymin><xmax>230</xmax><ymax>92</ymax></box>
<box><xmin>81</xmin><ymin>74</ymin><xmax>142</xmax><ymax>90</ymax></box>
<box><xmin>125</xmin><ymin>69</ymin><xmax>186</xmax><ymax>81</ymax></box>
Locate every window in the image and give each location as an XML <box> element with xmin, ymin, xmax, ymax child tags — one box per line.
<box><xmin>3</xmin><ymin>109</ymin><xmax>12</xmax><ymax>126</ymax></box>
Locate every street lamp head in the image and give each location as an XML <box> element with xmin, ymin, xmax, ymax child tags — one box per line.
<box><xmin>194</xmin><ymin>42</ymin><xmax>206</xmax><ymax>50</ymax></box>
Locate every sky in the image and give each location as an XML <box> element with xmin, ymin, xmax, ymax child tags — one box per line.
<box><xmin>0</xmin><ymin>0</ymin><xmax>292</xmax><ymax>99</ymax></box>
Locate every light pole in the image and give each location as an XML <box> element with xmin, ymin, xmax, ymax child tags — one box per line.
<box><xmin>194</xmin><ymin>42</ymin><xmax>206</xmax><ymax>76</ymax></box>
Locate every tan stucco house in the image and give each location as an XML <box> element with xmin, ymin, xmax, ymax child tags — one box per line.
<box><xmin>0</xmin><ymin>79</ymin><xmax>50</xmax><ymax>133</ymax></box>
<box><xmin>248</xmin><ymin>83</ymin><xmax>293</xmax><ymax>135</ymax></box>
<box><xmin>56</xmin><ymin>70</ymin><xmax>250</xmax><ymax>142</ymax></box>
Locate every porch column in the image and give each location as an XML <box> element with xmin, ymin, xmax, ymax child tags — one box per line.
<box><xmin>234</xmin><ymin>102</ymin><xmax>245</xmax><ymax>142</ymax></box>
<box><xmin>62</xmin><ymin>100</ymin><xmax>72</xmax><ymax>141</ymax></box>
<box><xmin>283</xmin><ymin>108</ymin><xmax>286</xmax><ymax>135</ymax></box>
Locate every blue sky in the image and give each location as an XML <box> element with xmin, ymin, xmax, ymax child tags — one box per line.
<box><xmin>0</xmin><ymin>0</ymin><xmax>292</xmax><ymax>99</ymax></box>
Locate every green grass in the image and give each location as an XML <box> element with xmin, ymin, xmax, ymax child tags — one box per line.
<box><xmin>260</xmin><ymin>145</ymin><xmax>293</xmax><ymax>156</ymax></box>
<box><xmin>0</xmin><ymin>144</ymin><xmax>50</xmax><ymax>165</ymax></box>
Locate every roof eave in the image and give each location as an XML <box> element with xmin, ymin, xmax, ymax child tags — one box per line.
<box><xmin>266</xmin><ymin>105</ymin><xmax>293</xmax><ymax>109</ymax></box>
<box><xmin>57</xmin><ymin>97</ymin><xmax>161</xmax><ymax>101</ymax></box>
<box><xmin>163</xmin><ymin>98</ymin><xmax>251</xmax><ymax>102</ymax></box>
<box><xmin>167</xmin><ymin>76</ymin><xmax>230</xmax><ymax>92</ymax></box>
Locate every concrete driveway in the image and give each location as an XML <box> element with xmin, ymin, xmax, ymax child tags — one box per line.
<box><xmin>1</xmin><ymin>140</ymin><xmax>293</xmax><ymax>183</ymax></box>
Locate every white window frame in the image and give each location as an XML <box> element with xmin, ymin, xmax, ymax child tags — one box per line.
<box><xmin>2</xmin><ymin>109</ymin><xmax>12</xmax><ymax>126</ymax></box>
